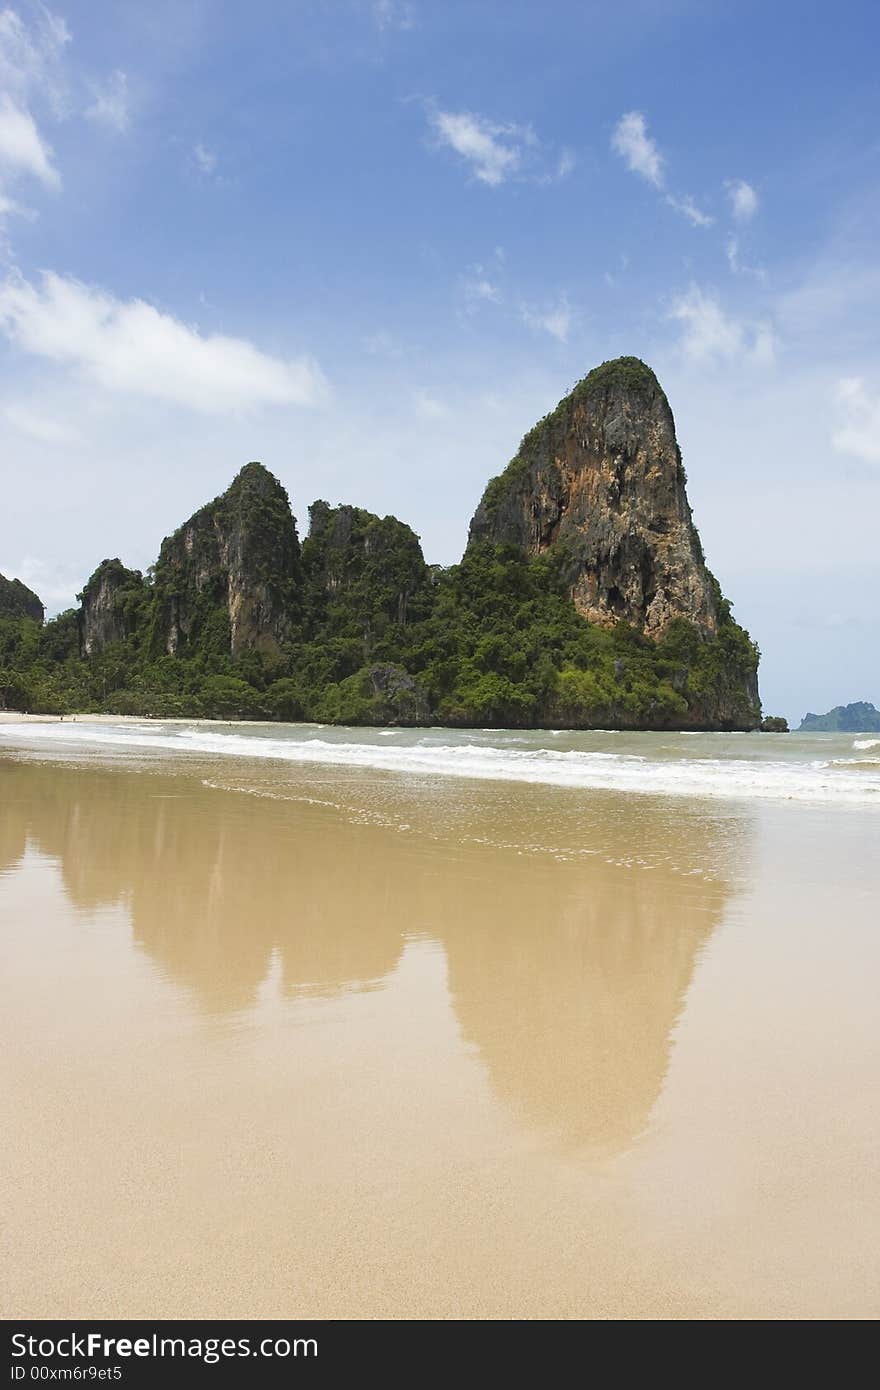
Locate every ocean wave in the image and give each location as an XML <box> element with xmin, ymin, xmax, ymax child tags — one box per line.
<box><xmin>853</xmin><ymin>738</ymin><xmax>880</xmax><ymax>750</ymax></box>
<box><xmin>3</xmin><ymin>720</ymin><xmax>880</xmax><ymax>805</ymax></box>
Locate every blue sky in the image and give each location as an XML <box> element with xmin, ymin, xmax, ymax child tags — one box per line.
<box><xmin>0</xmin><ymin>0</ymin><xmax>878</xmax><ymax>721</ymax></box>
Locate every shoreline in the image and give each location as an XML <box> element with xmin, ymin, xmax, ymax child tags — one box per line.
<box><xmin>0</xmin><ymin>709</ymin><xmax>834</xmax><ymax>738</ymax></box>
<box><xmin>2</xmin><ymin>713</ymin><xmax>877</xmax><ymax>811</ymax></box>
<box><xmin>0</xmin><ymin>710</ymin><xmax>778</xmax><ymax>734</ymax></box>
<box><xmin>0</xmin><ymin>711</ymin><xmax>275</xmax><ymax>728</ymax></box>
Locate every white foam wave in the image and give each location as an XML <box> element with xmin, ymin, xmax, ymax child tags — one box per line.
<box><xmin>853</xmin><ymin>738</ymin><xmax>880</xmax><ymax>750</ymax></box>
<box><xmin>3</xmin><ymin>720</ymin><xmax>880</xmax><ymax>805</ymax></box>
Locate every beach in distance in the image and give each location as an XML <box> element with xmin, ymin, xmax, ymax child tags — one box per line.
<box><xmin>2</xmin><ymin>717</ymin><xmax>878</xmax><ymax>1319</ymax></box>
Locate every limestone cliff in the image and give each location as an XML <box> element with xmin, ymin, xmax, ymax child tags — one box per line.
<box><xmin>0</xmin><ymin>572</ymin><xmax>44</xmax><ymax>623</ymax></box>
<box><xmin>78</xmin><ymin>559</ymin><xmax>145</xmax><ymax>656</ymax></box>
<box><xmin>303</xmin><ymin>501</ymin><xmax>428</xmax><ymax>633</ymax></box>
<box><xmin>152</xmin><ymin>462</ymin><xmax>301</xmax><ymax>657</ymax></box>
<box><xmin>469</xmin><ymin>358</ymin><xmax>720</xmax><ymax>640</ymax></box>
<box><xmin>42</xmin><ymin>366</ymin><xmax>760</xmax><ymax>728</ymax></box>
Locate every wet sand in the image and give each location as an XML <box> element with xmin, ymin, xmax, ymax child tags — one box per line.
<box><xmin>1</xmin><ymin>746</ymin><xmax>878</xmax><ymax>1319</ymax></box>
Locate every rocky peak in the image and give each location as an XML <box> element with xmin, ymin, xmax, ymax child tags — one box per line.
<box><xmin>468</xmin><ymin>357</ymin><xmax>720</xmax><ymax>641</ymax></box>
<box><xmin>153</xmin><ymin>462</ymin><xmax>301</xmax><ymax>656</ymax></box>
<box><xmin>303</xmin><ymin>501</ymin><xmax>427</xmax><ymax>629</ymax></box>
<box><xmin>0</xmin><ymin>572</ymin><xmax>44</xmax><ymax>623</ymax></box>
<box><xmin>78</xmin><ymin>558</ymin><xmax>145</xmax><ymax>655</ymax></box>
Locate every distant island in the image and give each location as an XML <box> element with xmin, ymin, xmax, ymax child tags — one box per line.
<box><xmin>799</xmin><ymin>702</ymin><xmax>880</xmax><ymax>733</ymax></box>
<box><xmin>0</xmin><ymin>357</ymin><xmax>762</xmax><ymax>729</ymax></box>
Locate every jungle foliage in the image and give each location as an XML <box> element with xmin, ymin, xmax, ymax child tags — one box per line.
<box><xmin>0</xmin><ymin>529</ymin><xmax>760</xmax><ymax>728</ymax></box>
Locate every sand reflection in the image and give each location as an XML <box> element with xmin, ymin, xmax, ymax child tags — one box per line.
<box><xmin>1</xmin><ymin>755</ymin><xmax>749</xmax><ymax>1153</ymax></box>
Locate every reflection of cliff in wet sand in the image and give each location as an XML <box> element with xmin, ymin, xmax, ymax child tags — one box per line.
<box><xmin>0</xmin><ymin>782</ymin><xmax>28</xmax><ymax>875</ymax></box>
<box><xmin>2</xmin><ymin>761</ymin><xmax>405</xmax><ymax>1012</ymax></box>
<box><xmin>4</xmin><ymin>758</ymin><xmax>745</xmax><ymax>1153</ymax></box>
<box><xmin>442</xmin><ymin>854</ymin><xmax>734</xmax><ymax>1152</ymax></box>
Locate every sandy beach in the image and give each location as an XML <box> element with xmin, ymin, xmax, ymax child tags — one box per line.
<box><xmin>0</xmin><ymin>712</ymin><xmax>249</xmax><ymax>725</ymax></box>
<box><xmin>2</xmin><ymin>721</ymin><xmax>878</xmax><ymax>1319</ymax></box>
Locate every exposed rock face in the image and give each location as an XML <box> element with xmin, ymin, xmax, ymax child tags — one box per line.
<box><xmin>78</xmin><ymin>559</ymin><xmax>144</xmax><ymax>656</ymax></box>
<box><xmin>303</xmin><ymin>501</ymin><xmax>427</xmax><ymax>630</ymax></box>
<box><xmin>468</xmin><ymin>358</ymin><xmax>720</xmax><ymax>641</ymax></box>
<box><xmin>53</xmin><ymin>372</ymin><xmax>758</xmax><ymax>729</ymax></box>
<box><xmin>366</xmin><ymin>663</ymin><xmax>431</xmax><ymax>724</ymax></box>
<box><xmin>153</xmin><ymin>462</ymin><xmax>301</xmax><ymax>656</ymax></box>
<box><xmin>0</xmin><ymin>572</ymin><xmax>44</xmax><ymax>623</ymax></box>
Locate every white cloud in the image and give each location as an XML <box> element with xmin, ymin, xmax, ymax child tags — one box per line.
<box><xmin>726</xmin><ymin>179</ymin><xmax>758</xmax><ymax>222</ymax></box>
<box><xmin>521</xmin><ymin>296</ymin><xmax>572</xmax><ymax>343</ymax></box>
<box><xmin>0</xmin><ymin>10</ymin><xmax>134</xmax><ymax>219</ymax></box>
<box><xmin>556</xmin><ymin>147</ymin><xmax>576</xmax><ymax>180</ymax></box>
<box><xmin>86</xmin><ymin>70</ymin><xmax>129</xmax><ymax>133</ymax></box>
<box><xmin>0</xmin><ymin>270</ymin><xmax>329</xmax><ymax>414</ymax></box>
<box><xmin>726</xmin><ymin>235</ymin><xmax>765</xmax><ymax>279</ymax></box>
<box><xmin>666</xmin><ymin>193</ymin><xmax>712</xmax><ymax>227</ymax></box>
<box><xmin>832</xmin><ymin>378</ymin><xmax>880</xmax><ymax>465</ymax></box>
<box><xmin>534</xmin><ymin>146</ymin><xmax>577</xmax><ymax>185</ymax></box>
<box><xmin>0</xmin><ymin>6</ymin><xmax>72</xmax><ymax>210</ymax></box>
<box><xmin>1</xmin><ymin>400</ymin><xmax>78</xmax><ymax>443</ymax></box>
<box><xmin>670</xmin><ymin>284</ymin><xmax>775</xmax><ymax>365</ymax></box>
<box><xmin>611</xmin><ymin>111</ymin><xmax>664</xmax><ymax>187</ymax></box>
<box><xmin>467</xmin><ymin>278</ymin><xmax>499</xmax><ymax>302</ymax></box>
<box><xmin>427</xmin><ymin>106</ymin><xmax>573</xmax><ymax>188</ymax></box>
<box><xmin>612</xmin><ymin>112</ymin><xmax>713</xmax><ymax>227</ymax></box>
<box><xmin>430</xmin><ymin>108</ymin><xmax>527</xmax><ymax>186</ymax></box>
<box><xmin>194</xmin><ymin>142</ymin><xmax>217</xmax><ymax>175</ymax></box>
<box><xmin>0</xmin><ymin>7</ymin><xmax>71</xmax><ymax>115</ymax></box>
<box><xmin>0</xmin><ymin>189</ymin><xmax>24</xmax><ymax>218</ymax></box>
<box><xmin>373</xmin><ymin>0</ymin><xmax>415</xmax><ymax>31</ymax></box>
<box><xmin>0</xmin><ymin>94</ymin><xmax>59</xmax><ymax>187</ymax></box>
<box><xmin>461</xmin><ymin>265</ymin><xmax>501</xmax><ymax>313</ymax></box>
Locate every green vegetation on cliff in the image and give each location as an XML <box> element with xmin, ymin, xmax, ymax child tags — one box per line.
<box><xmin>149</xmin><ymin>460</ymin><xmax>302</xmax><ymax>659</ymax></box>
<box><xmin>0</xmin><ymin>573</ymin><xmax>44</xmax><ymax>623</ymax></box>
<box><xmin>0</xmin><ymin>359</ymin><xmax>763</xmax><ymax>729</ymax></box>
<box><xmin>760</xmin><ymin>715</ymin><xmax>789</xmax><ymax>733</ymax></box>
<box><xmin>0</xmin><ymin>531</ymin><xmax>759</xmax><ymax>728</ymax></box>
